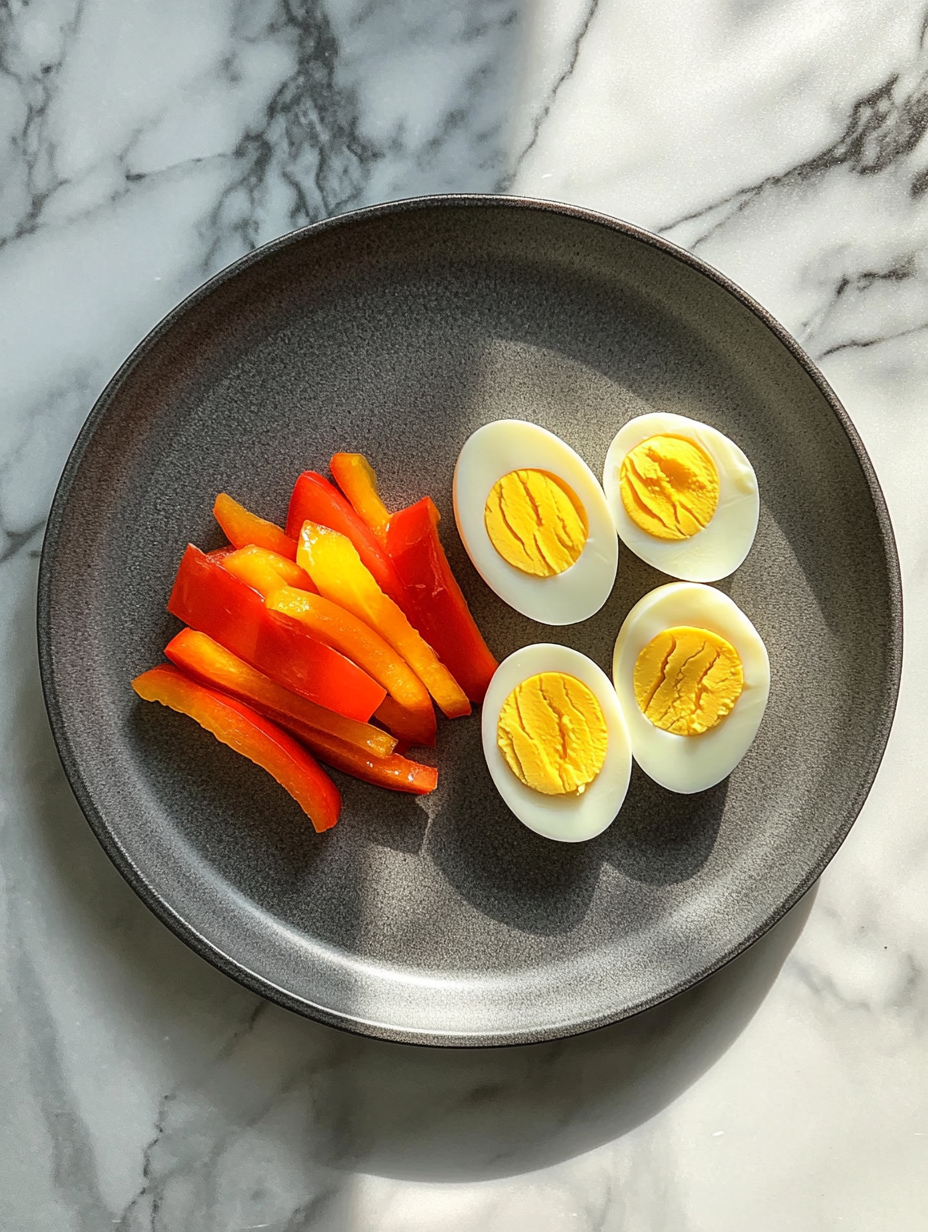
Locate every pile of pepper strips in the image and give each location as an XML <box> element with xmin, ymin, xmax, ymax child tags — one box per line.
<box><xmin>132</xmin><ymin>453</ymin><xmax>499</xmax><ymax>833</ymax></box>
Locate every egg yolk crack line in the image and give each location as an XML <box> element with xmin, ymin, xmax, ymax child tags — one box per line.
<box><xmin>649</xmin><ymin>641</ymin><xmax>720</xmax><ymax>730</ymax></box>
<box><xmin>497</xmin><ymin>671</ymin><xmax>608</xmax><ymax>795</ymax></box>
<box><xmin>619</xmin><ymin>435</ymin><xmax>720</xmax><ymax>541</ymax></box>
<box><xmin>485</xmin><ymin>469</ymin><xmax>588</xmax><ymax>577</ymax></box>
<box><xmin>633</xmin><ymin>626</ymin><xmax>743</xmax><ymax>736</ymax></box>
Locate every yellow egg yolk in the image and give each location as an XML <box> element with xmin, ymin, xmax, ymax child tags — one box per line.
<box><xmin>634</xmin><ymin>626</ymin><xmax>743</xmax><ymax>736</ymax></box>
<box><xmin>497</xmin><ymin>671</ymin><xmax>608</xmax><ymax>795</ymax></box>
<box><xmin>484</xmin><ymin>469</ymin><xmax>588</xmax><ymax>577</ymax></box>
<box><xmin>619</xmin><ymin>435</ymin><xmax>720</xmax><ymax>540</ymax></box>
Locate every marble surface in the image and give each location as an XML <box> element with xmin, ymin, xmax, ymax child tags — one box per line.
<box><xmin>2</xmin><ymin>0</ymin><xmax>927</xmax><ymax>1227</ymax></box>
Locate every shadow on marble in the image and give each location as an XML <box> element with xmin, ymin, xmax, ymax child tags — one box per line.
<box><xmin>307</xmin><ymin>886</ymin><xmax>815</xmax><ymax>1182</ymax></box>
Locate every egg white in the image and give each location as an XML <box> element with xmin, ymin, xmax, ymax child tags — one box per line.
<box><xmin>603</xmin><ymin>412</ymin><xmax>758</xmax><ymax>582</ymax></box>
<box><xmin>482</xmin><ymin>643</ymin><xmax>632</xmax><ymax>842</ymax></box>
<box><xmin>612</xmin><ymin>583</ymin><xmax>769</xmax><ymax>794</ymax></box>
<box><xmin>454</xmin><ymin>420</ymin><xmax>618</xmax><ymax>625</ymax></box>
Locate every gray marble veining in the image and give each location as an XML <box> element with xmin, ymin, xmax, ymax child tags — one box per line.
<box><xmin>2</xmin><ymin>1</ymin><xmax>927</xmax><ymax>1228</ymax></box>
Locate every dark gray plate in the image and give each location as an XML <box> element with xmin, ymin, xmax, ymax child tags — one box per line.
<box><xmin>38</xmin><ymin>196</ymin><xmax>902</xmax><ymax>1046</ymax></box>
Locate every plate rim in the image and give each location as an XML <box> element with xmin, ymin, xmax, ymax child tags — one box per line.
<box><xmin>36</xmin><ymin>193</ymin><xmax>904</xmax><ymax>1047</ymax></box>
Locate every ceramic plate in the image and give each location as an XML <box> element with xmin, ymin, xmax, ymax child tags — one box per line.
<box><xmin>38</xmin><ymin>196</ymin><xmax>902</xmax><ymax>1046</ymax></box>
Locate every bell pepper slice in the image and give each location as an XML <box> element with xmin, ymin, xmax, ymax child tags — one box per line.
<box><xmin>297</xmin><ymin>522</ymin><xmax>472</xmax><ymax>720</ymax></box>
<box><xmin>214</xmin><ymin>492</ymin><xmax>298</xmax><ymax>559</ymax></box>
<box><xmin>330</xmin><ymin>452</ymin><xmax>392</xmax><ymax>543</ymax></box>
<box><xmin>167</xmin><ymin>544</ymin><xmax>385</xmax><ymax>722</ymax></box>
<box><xmin>265</xmin><ymin>713</ymin><xmax>438</xmax><ymax>796</ymax></box>
<box><xmin>164</xmin><ymin>628</ymin><xmax>396</xmax><ymax>760</ymax></box>
<box><xmin>371</xmin><ymin>696</ymin><xmax>437</xmax><ymax>746</ymax></box>
<box><xmin>222</xmin><ymin>544</ymin><xmax>316</xmax><ymax>596</ymax></box>
<box><xmin>286</xmin><ymin>471</ymin><xmax>408</xmax><ymax>607</ymax></box>
<box><xmin>132</xmin><ymin>664</ymin><xmax>340</xmax><ymax>832</ymax></box>
<box><xmin>265</xmin><ymin>586</ymin><xmax>437</xmax><ymax>747</ymax></box>
<box><xmin>385</xmin><ymin>496</ymin><xmax>498</xmax><ymax>703</ymax></box>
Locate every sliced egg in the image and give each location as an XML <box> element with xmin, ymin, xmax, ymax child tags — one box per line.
<box><xmin>482</xmin><ymin>643</ymin><xmax>632</xmax><ymax>842</ymax></box>
<box><xmin>603</xmin><ymin>412</ymin><xmax>759</xmax><ymax>581</ymax></box>
<box><xmin>613</xmin><ymin>583</ymin><xmax>769</xmax><ymax>794</ymax></box>
<box><xmin>454</xmin><ymin>420</ymin><xmax>618</xmax><ymax>624</ymax></box>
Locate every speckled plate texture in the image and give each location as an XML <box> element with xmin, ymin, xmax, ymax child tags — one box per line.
<box><xmin>38</xmin><ymin>196</ymin><xmax>902</xmax><ymax>1046</ymax></box>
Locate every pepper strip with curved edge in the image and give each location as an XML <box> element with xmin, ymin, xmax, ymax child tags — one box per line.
<box><xmin>222</xmin><ymin>544</ymin><xmax>316</xmax><ymax>595</ymax></box>
<box><xmin>214</xmin><ymin>492</ymin><xmax>298</xmax><ymax>559</ymax></box>
<box><xmin>266</xmin><ymin>711</ymin><xmax>438</xmax><ymax>795</ymax></box>
<box><xmin>371</xmin><ymin>696</ymin><xmax>436</xmax><ymax>747</ymax></box>
<box><xmin>330</xmin><ymin>452</ymin><xmax>392</xmax><ymax>543</ymax></box>
<box><xmin>286</xmin><ymin>471</ymin><xmax>408</xmax><ymax>606</ymax></box>
<box><xmin>266</xmin><ymin>586</ymin><xmax>437</xmax><ymax>747</ymax></box>
<box><xmin>132</xmin><ymin>664</ymin><xmax>341</xmax><ymax>831</ymax></box>
<box><xmin>297</xmin><ymin>522</ymin><xmax>471</xmax><ymax>720</ymax></box>
<box><xmin>165</xmin><ymin>628</ymin><xmax>397</xmax><ymax>759</ymax></box>
<box><xmin>386</xmin><ymin>496</ymin><xmax>498</xmax><ymax>703</ymax></box>
<box><xmin>168</xmin><ymin>544</ymin><xmax>385</xmax><ymax>722</ymax></box>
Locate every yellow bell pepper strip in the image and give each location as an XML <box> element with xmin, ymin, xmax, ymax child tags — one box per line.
<box><xmin>168</xmin><ymin>544</ymin><xmax>385</xmax><ymax>722</ymax></box>
<box><xmin>297</xmin><ymin>522</ymin><xmax>472</xmax><ymax>720</ymax></box>
<box><xmin>213</xmin><ymin>492</ymin><xmax>298</xmax><ymax>559</ymax></box>
<box><xmin>132</xmin><ymin>664</ymin><xmax>340</xmax><ymax>832</ymax></box>
<box><xmin>266</xmin><ymin>586</ymin><xmax>437</xmax><ymax>747</ymax></box>
<box><xmin>286</xmin><ymin>471</ymin><xmax>408</xmax><ymax>607</ymax></box>
<box><xmin>328</xmin><ymin>455</ymin><xmax>497</xmax><ymax>703</ymax></box>
<box><xmin>222</xmin><ymin>544</ymin><xmax>316</xmax><ymax>596</ymax></box>
<box><xmin>329</xmin><ymin>452</ymin><xmax>392</xmax><ymax>543</ymax></box>
<box><xmin>385</xmin><ymin>496</ymin><xmax>498</xmax><ymax>703</ymax></box>
<box><xmin>164</xmin><ymin>628</ymin><xmax>396</xmax><ymax>760</ymax></box>
<box><xmin>262</xmin><ymin>714</ymin><xmax>439</xmax><ymax>796</ymax></box>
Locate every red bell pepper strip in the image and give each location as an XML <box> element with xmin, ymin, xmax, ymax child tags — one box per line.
<box><xmin>330</xmin><ymin>453</ymin><xmax>392</xmax><ymax>543</ymax></box>
<box><xmin>286</xmin><ymin>471</ymin><xmax>407</xmax><ymax>607</ymax></box>
<box><xmin>266</xmin><ymin>713</ymin><xmax>438</xmax><ymax>796</ymax></box>
<box><xmin>167</xmin><ymin>545</ymin><xmax>385</xmax><ymax>722</ymax></box>
<box><xmin>386</xmin><ymin>497</ymin><xmax>498</xmax><ymax>703</ymax></box>
<box><xmin>132</xmin><ymin>664</ymin><xmax>340</xmax><ymax>832</ymax></box>
<box><xmin>214</xmin><ymin>492</ymin><xmax>298</xmax><ymax>559</ymax></box>
<box><xmin>266</xmin><ymin>586</ymin><xmax>437</xmax><ymax>747</ymax></box>
<box><xmin>164</xmin><ymin>628</ymin><xmax>396</xmax><ymax>759</ymax></box>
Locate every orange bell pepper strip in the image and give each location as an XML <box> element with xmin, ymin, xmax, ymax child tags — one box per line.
<box><xmin>371</xmin><ymin>696</ymin><xmax>437</xmax><ymax>746</ymax></box>
<box><xmin>312</xmin><ymin>740</ymin><xmax>438</xmax><ymax>795</ymax></box>
<box><xmin>132</xmin><ymin>664</ymin><xmax>340</xmax><ymax>832</ymax></box>
<box><xmin>297</xmin><ymin>522</ymin><xmax>472</xmax><ymax>720</ymax></box>
<box><xmin>385</xmin><ymin>496</ymin><xmax>498</xmax><ymax>703</ymax></box>
<box><xmin>286</xmin><ymin>471</ymin><xmax>408</xmax><ymax>607</ymax></box>
<box><xmin>168</xmin><ymin>545</ymin><xmax>385</xmax><ymax>722</ymax></box>
<box><xmin>263</xmin><ymin>713</ymin><xmax>438</xmax><ymax>795</ymax></box>
<box><xmin>214</xmin><ymin>492</ymin><xmax>297</xmax><ymax>559</ymax></box>
<box><xmin>266</xmin><ymin>586</ymin><xmax>437</xmax><ymax>747</ymax></box>
<box><xmin>330</xmin><ymin>452</ymin><xmax>392</xmax><ymax>543</ymax></box>
<box><xmin>222</xmin><ymin>544</ymin><xmax>316</xmax><ymax>595</ymax></box>
<box><xmin>164</xmin><ymin>629</ymin><xmax>396</xmax><ymax>760</ymax></box>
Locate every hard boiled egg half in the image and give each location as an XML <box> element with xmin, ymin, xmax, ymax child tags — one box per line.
<box><xmin>613</xmin><ymin>583</ymin><xmax>769</xmax><ymax>794</ymax></box>
<box><xmin>482</xmin><ymin>644</ymin><xmax>632</xmax><ymax>842</ymax></box>
<box><xmin>454</xmin><ymin>420</ymin><xmax>618</xmax><ymax>624</ymax></box>
<box><xmin>603</xmin><ymin>412</ymin><xmax>759</xmax><ymax>581</ymax></box>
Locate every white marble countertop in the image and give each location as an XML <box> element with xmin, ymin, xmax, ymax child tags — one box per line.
<box><xmin>2</xmin><ymin>1</ymin><xmax>927</xmax><ymax>1227</ymax></box>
